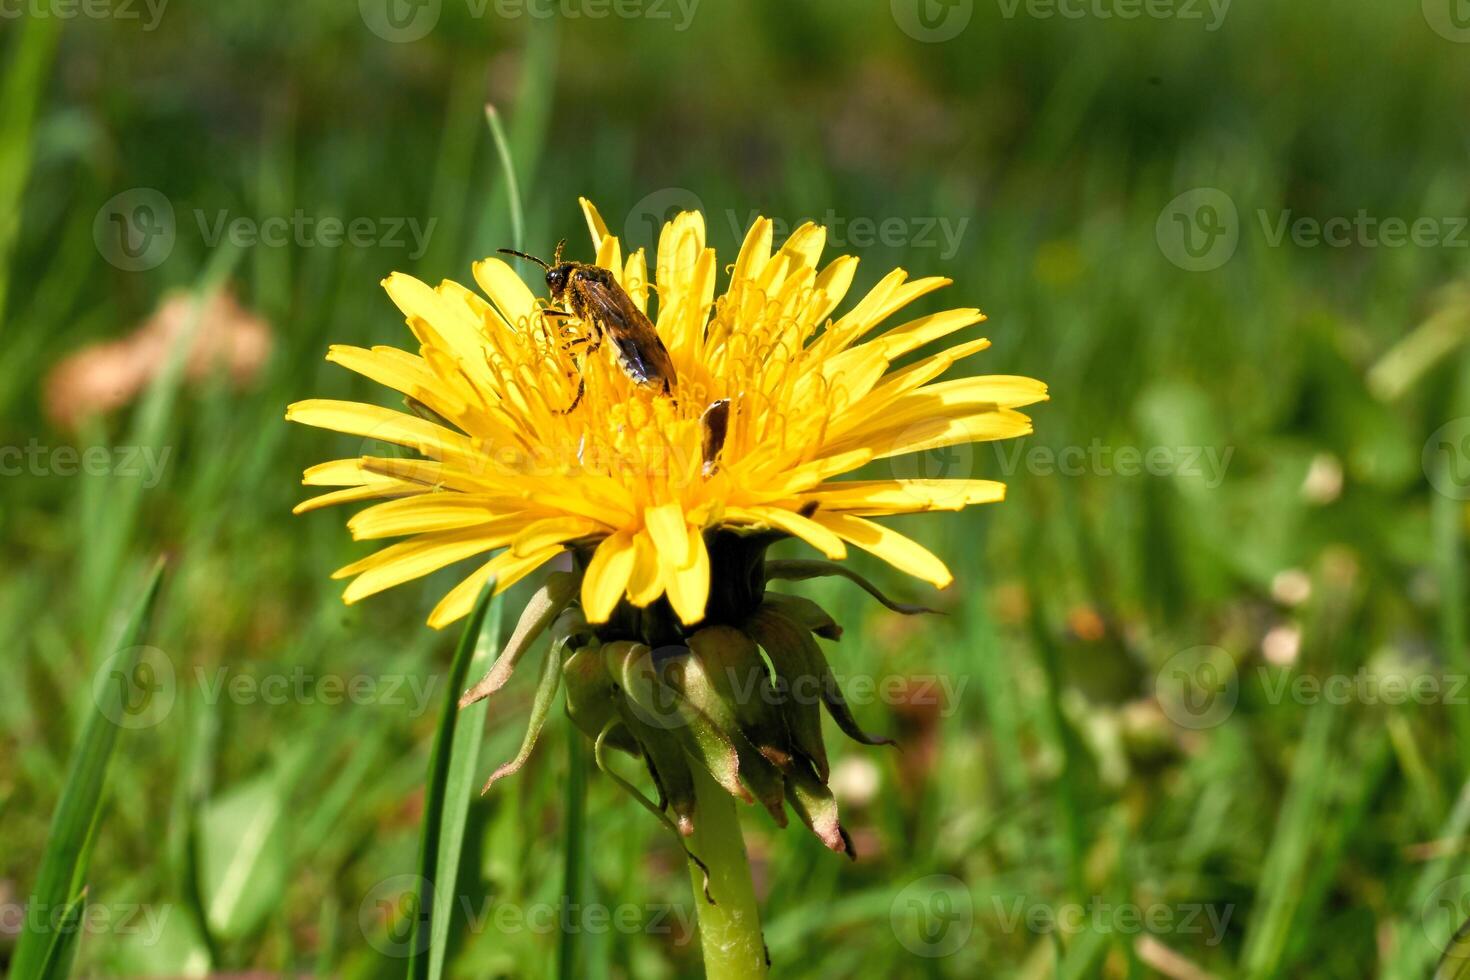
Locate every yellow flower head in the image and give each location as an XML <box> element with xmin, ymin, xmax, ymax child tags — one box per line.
<box><xmin>288</xmin><ymin>199</ymin><xmax>1046</xmax><ymax>629</ymax></box>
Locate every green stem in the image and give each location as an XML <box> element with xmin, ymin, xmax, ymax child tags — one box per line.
<box><xmin>557</xmin><ymin>729</ymin><xmax>587</xmax><ymax>980</ymax></box>
<box><xmin>686</xmin><ymin>764</ymin><xmax>767</xmax><ymax>979</ymax></box>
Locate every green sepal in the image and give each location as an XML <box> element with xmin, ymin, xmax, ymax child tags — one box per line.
<box><xmin>480</xmin><ymin>606</ymin><xmax>584</xmax><ymax>791</ymax></box>
<box><xmin>607</xmin><ymin>641</ymin><xmax>751</xmax><ymax>805</ymax></box>
<box><xmin>459</xmin><ymin>571</ymin><xmax>577</xmax><ymax>708</ymax></box>
<box><xmin>763</xmin><ymin>559</ymin><xmax>941</xmax><ymax>616</ymax></box>
<box><xmin>674</xmin><ymin>628</ymin><xmax>789</xmax><ymax>825</ymax></box>
<box><xmin>756</xmin><ymin>603</ymin><xmax>897</xmax><ymax>752</ymax></box>
<box><xmin>744</xmin><ymin>604</ymin><xmax>831</xmax><ymax>782</ymax></box>
<box><xmin>784</xmin><ymin>767</ymin><xmax>854</xmax><ymax>860</ymax></box>
<box><xmin>760</xmin><ymin>591</ymin><xmax>843</xmax><ymax>640</ymax></box>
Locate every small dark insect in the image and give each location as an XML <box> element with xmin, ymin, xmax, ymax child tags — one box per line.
<box><xmin>700</xmin><ymin>399</ymin><xmax>730</xmax><ymax>478</ymax></box>
<box><xmin>500</xmin><ymin>240</ymin><xmax>676</xmax><ymax>412</ymax></box>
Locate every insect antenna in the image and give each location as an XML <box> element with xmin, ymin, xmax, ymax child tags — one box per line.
<box><xmin>498</xmin><ymin>248</ymin><xmax>550</xmax><ymax>269</ymax></box>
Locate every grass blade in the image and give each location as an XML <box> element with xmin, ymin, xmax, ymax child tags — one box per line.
<box><xmin>410</xmin><ymin>585</ymin><xmax>501</xmax><ymax>980</ymax></box>
<box><xmin>34</xmin><ymin>890</ymin><xmax>87</xmax><ymax>980</ymax></box>
<box><xmin>484</xmin><ymin>104</ymin><xmax>525</xmax><ymax>254</ymax></box>
<box><xmin>0</xmin><ymin>15</ymin><xmax>61</xmax><ymax>333</ymax></box>
<box><xmin>10</xmin><ymin>560</ymin><xmax>165</xmax><ymax>978</ymax></box>
<box><xmin>557</xmin><ymin>733</ymin><xmax>588</xmax><ymax>980</ymax></box>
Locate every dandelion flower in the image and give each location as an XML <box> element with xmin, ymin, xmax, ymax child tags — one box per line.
<box><xmin>287</xmin><ymin>198</ymin><xmax>1046</xmax><ymax>631</ymax></box>
<box><xmin>291</xmin><ymin>198</ymin><xmax>1047</xmax><ymax>975</ymax></box>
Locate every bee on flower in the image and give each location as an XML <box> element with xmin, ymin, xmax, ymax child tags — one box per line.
<box><xmin>288</xmin><ymin>198</ymin><xmax>1046</xmax><ymax>632</ymax></box>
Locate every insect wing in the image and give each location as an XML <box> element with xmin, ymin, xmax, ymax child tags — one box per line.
<box><xmin>578</xmin><ymin>274</ymin><xmax>676</xmax><ymax>389</ymax></box>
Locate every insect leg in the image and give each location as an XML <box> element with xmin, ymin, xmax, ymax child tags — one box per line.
<box><xmin>558</xmin><ymin>375</ymin><xmax>586</xmax><ymax>415</ymax></box>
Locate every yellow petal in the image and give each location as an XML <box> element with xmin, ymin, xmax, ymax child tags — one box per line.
<box><xmin>381</xmin><ymin>272</ymin><xmax>487</xmax><ymax>362</ymax></box>
<box><xmin>348</xmin><ymin>496</ymin><xmax>522</xmax><ymax>540</ymax></box>
<box><xmin>731</xmin><ymin>216</ymin><xmax>774</xmax><ymax>286</ymax></box>
<box><xmin>304</xmin><ymin>458</ymin><xmax>397</xmax><ymax>487</ymax></box>
<box><xmin>325</xmin><ymin>345</ymin><xmax>443</xmax><ymax>405</ymax></box>
<box><xmin>623</xmin><ymin>248</ymin><xmax>650</xmax><ymax>313</ymax></box>
<box><xmin>802</xmin><ymin>480</ymin><xmax>1006</xmax><ymax>514</ymax></box>
<box><xmin>580</xmin><ymin>197</ymin><xmax>611</xmax><ymax>247</ymax></box>
<box><xmin>769</xmin><ymin>448</ymin><xmax>875</xmax><ymax>494</ymax></box>
<box><xmin>339</xmin><ymin>529</ymin><xmax>514</xmax><ymax>603</ymax></box>
<box><xmin>812</xmin><ymin>255</ymin><xmax>860</xmax><ymax>323</ymax></box>
<box><xmin>471</xmin><ymin>257</ymin><xmax>539</xmax><ymax>329</ymax></box>
<box><xmin>426</xmin><ymin>559</ymin><xmax>497</xmax><ymax>631</ymax></box>
<box><xmin>873</xmin><ymin>308</ymin><xmax>987</xmax><ymax>361</ymax></box>
<box><xmin>293</xmin><ymin>482</ymin><xmax>419</xmax><ymax>515</ymax></box>
<box><xmin>814</xmin><ymin>513</ymin><xmax>953</xmax><ymax>589</ymax></box>
<box><xmin>285</xmin><ymin>400</ymin><xmax>477</xmax><ymax>470</ymax></box>
<box><xmin>644</xmin><ymin>502</ymin><xmax>692</xmax><ymax>568</ymax></box>
<box><xmin>626</xmin><ymin>532</ymin><xmax>664</xmax><ymax>607</ymax></box>
<box><xmin>723</xmin><ymin>506</ymin><xmax>847</xmax><ymax>559</ymax></box>
<box><xmin>510</xmin><ymin>516</ymin><xmax>602</xmax><ymax>557</ymax></box>
<box><xmin>426</xmin><ymin>546</ymin><xmax>563</xmax><ymax>630</ymax></box>
<box><xmin>859</xmin><ymin>409</ymin><xmax>1035</xmax><ymax>460</ymax></box>
<box><xmin>907</xmin><ymin>375</ymin><xmax>1050</xmax><ymax>410</ymax></box>
<box><xmin>595</xmin><ymin>233</ymin><xmax>623</xmax><ymax>281</ymax></box>
<box><xmin>662</xmin><ymin>525</ymin><xmax>710</xmax><ymax>624</ymax></box>
<box><xmin>359</xmin><ymin>456</ymin><xmax>507</xmax><ymax>495</ymax></box>
<box><xmin>581</xmin><ymin>531</ymin><xmax>637</xmax><ymax>622</ymax></box>
<box><xmin>778</xmin><ymin>221</ymin><xmax>827</xmax><ymax>272</ymax></box>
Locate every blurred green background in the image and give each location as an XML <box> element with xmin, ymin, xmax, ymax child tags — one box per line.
<box><xmin>5</xmin><ymin>1</ymin><xmax>1470</xmax><ymax>976</ymax></box>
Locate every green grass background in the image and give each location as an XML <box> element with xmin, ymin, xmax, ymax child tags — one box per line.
<box><xmin>4</xmin><ymin>1</ymin><xmax>1470</xmax><ymax>976</ymax></box>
